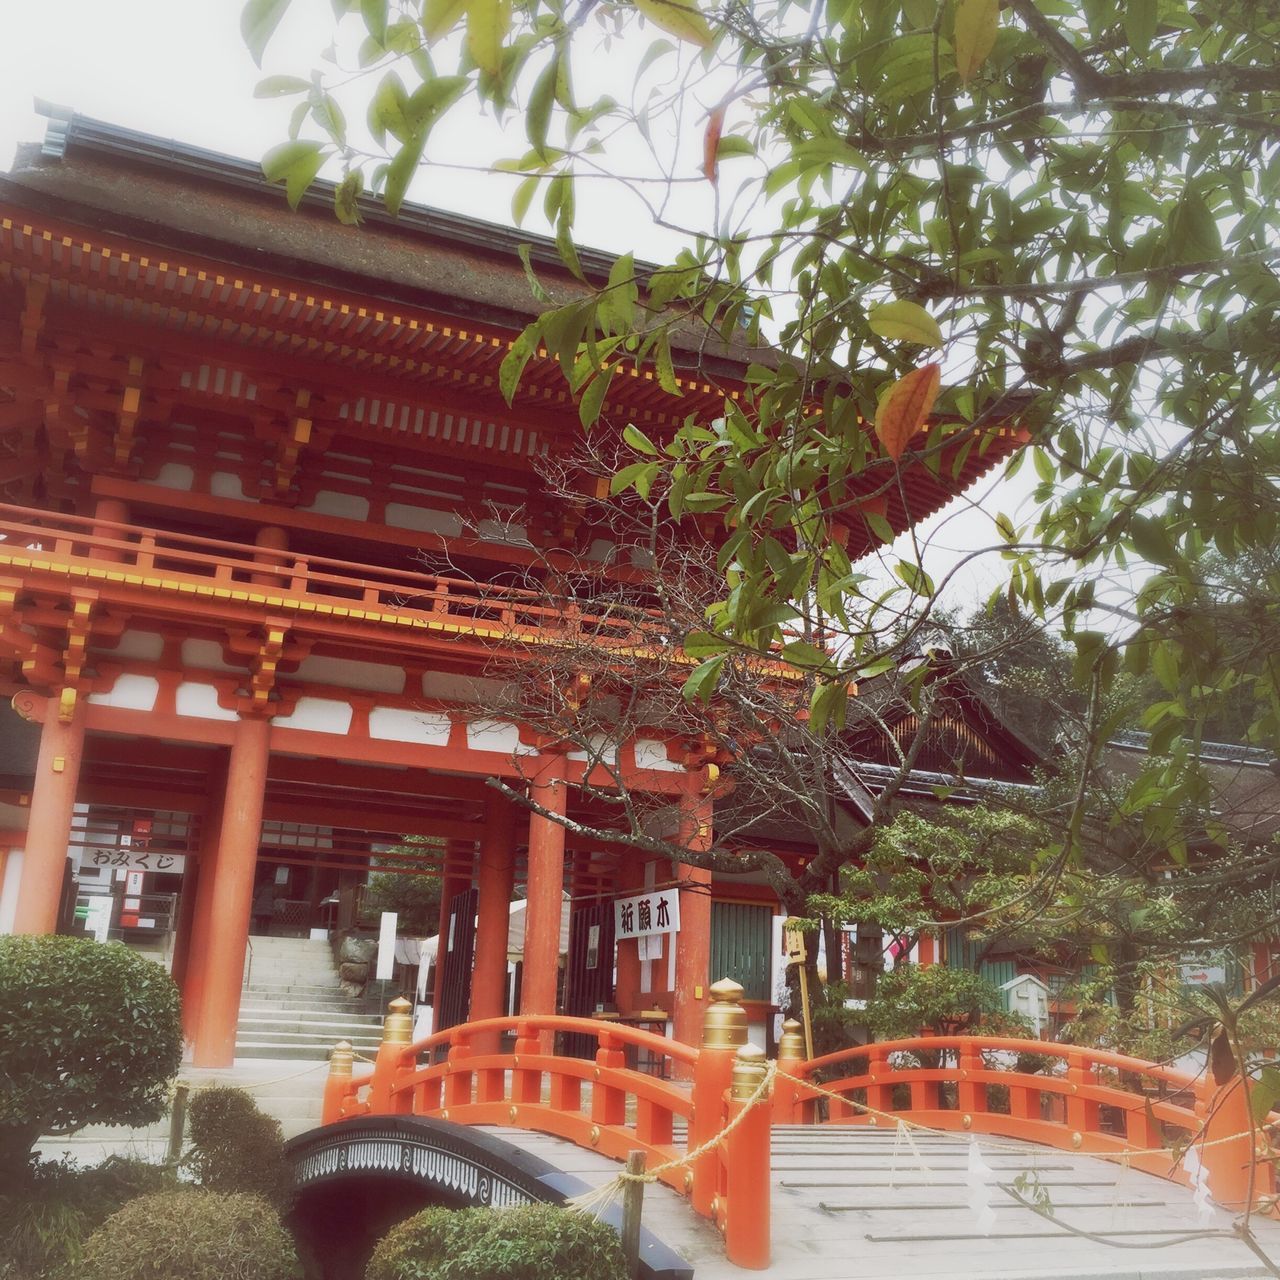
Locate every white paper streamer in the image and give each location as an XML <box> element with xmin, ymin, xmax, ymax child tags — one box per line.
<box><xmin>965</xmin><ymin>1137</ymin><xmax>998</xmax><ymax>1235</ymax></box>
<box><xmin>1182</xmin><ymin>1145</ymin><xmax>1216</xmax><ymax>1225</ymax></box>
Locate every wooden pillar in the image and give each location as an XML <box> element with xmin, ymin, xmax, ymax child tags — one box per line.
<box><xmin>12</xmin><ymin>697</ymin><xmax>87</xmax><ymax>935</ymax></box>
<box><xmin>520</xmin><ymin>753</ymin><xmax>567</xmax><ymax>1021</ymax></box>
<box><xmin>673</xmin><ymin>790</ymin><xmax>713</xmax><ymax>1053</ymax></box>
<box><xmin>432</xmin><ymin>843</ymin><xmax>473</xmax><ymax>1019</ymax></box>
<box><xmin>471</xmin><ymin>792</ymin><xmax>516</xmax><ymax>1045</ymax></box>
<box><xmin>613</xmin><ymin>854</ymin><xmax>644</xmax><ymax>1016</ymax></box>
<box><xmin>91</xmin><ymin>497</ymin><xmax>130</xmax><ymax>562</ymax></box>
<box><xmin>179</xmin><ymin>755</ymin><xmax>228</xmax><ymax>1043</ymax></box>
<box><xmin>192</xmin><ymin>716</ymin><xmax>270</xmax><ymax>1068</ymax></box>
<box><xmin>252</xmin><ymin>525</ymin><xmax>288</xmax><ymax>588</ymax></box>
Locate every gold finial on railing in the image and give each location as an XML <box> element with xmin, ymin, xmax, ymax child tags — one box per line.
<box><xmin>730</xmin><ymin>1043</ymin><xmax>769</xmax><ymax>1101</ymax></box>
<box><xmin>702</xmin><ymin>977</ymin><xmax>747</xmax><ymax>1050</ymax></box>
<box><xmin>329</xmin><ymin>1040</ymin><xmax>354</xmax><ymax>1076</ymax></box>
<box><xmin>382</xmin><ymin>996</ymin><xmax>413</xmax><ymax>1045</ymax></box>
<box><xmin>776</xmin><ymin>1019</ymin><xmax>805</xmax><ymax>1062</ymax></box>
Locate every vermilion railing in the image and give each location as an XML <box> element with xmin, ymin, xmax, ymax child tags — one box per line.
<box><xmin>772</xmin><ymin>1032</ymin><xmax>1276</xmax><ymax>1211</ymax></box>
<box><xmin>0</xmin><ymin>501</ymin><xmax>658</xmax><ymax>648</ymax></box>
<box><xmin>322</xmin><ymin>987</ymin><xmax>772</xmax><ymax>1269</ymax></box>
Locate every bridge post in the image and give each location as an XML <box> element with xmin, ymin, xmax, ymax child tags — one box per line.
<box><xmin>369</xmin><ymin>996</ymin><xmax>413</xmax><ymax>1115</ymax></box>
<box><xmin>690</xmin><ymin>978</ymin><xmax>746</xmax><ymax>1216</ymax></box>
<box><xmin>444</xmin><ymin>1027</ymin><xmax>474</xmax><ymax>1111</ymax></box>
<box><xmin>322</xmin><ymin>1040</ymin><xmax>354</xmax><ymax>1125</ymax></box>
<box><xmin>719</xmin><ymin>1043</ymin><xmax>771</xmax><ymax>1270</ymax></box>
<box><xmin>772</xmin><ymin>1019</ymin><xmax>806</xmax><ymax>1124</ymax></box>
<box><xmin>957</xmin><ymin>1040</ymin><xmax>983</xmax><ymax>1122</ymax></box>
<box><xmin>1200</xmin><ymin>1077</ymin><xmax>1264</xmax><ymax>1212</ymax></box>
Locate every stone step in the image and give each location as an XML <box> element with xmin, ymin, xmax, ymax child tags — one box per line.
<box><xmin>233</xmin><ymin>1040</ymin><xmax>366</xmax><ymax>1061</ymax></box>
<box><xmin>242</xmin><ymin>982</ymin><xmax>352</xmax><ymax>998</ymax></box>
<box><xmin>240</xmin><ymin>1000</ymin><xmax>380</xmax><ymax>1017</ymax></box>
<box><xmin>236</xmin><ymin>1026</ymin><xmax>382</xmax><ymax>1046</ymax></box>
<box><xmin>236</xmin><ymin>1018</ymin><xmax>384</xmax><ymax>1040</ymax></box>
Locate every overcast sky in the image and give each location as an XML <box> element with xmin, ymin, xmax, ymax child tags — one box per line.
<box><xmin>0</xmin><ymin>0</ymin><xmax>1046</xmax><ymax>625</ymax></box>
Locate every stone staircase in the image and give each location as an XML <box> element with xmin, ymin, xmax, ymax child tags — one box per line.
<box><xmin>236</xmin><ymin>936</ymin><xmax>384</xmax><ymax>1061</ymax></box>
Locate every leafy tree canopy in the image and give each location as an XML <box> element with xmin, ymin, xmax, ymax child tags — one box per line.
<box><xmin>244</xmin><ymin>0</ymin><xmax>1280</xmax><ymax>865</ymax></box>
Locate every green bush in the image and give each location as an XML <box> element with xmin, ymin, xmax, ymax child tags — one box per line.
<box><xmin>186</xmin><ymin>1087</ymin><xmax>291</xmax><ymax>1209</ymax></box>
<box><xmin>0</xmin><ymin>1156</ymin><xmax>177</xmax><ymax>1278</ymax></box>
<box><xmin>0</xmin><ymin>936</ymin><xmax>182</xmax><ymax>1181</ymax></box>
<box><xmin>80</xmin><ymin>1190</ymin><xmax>301</xmax><ymax>1280</ymax></box>
<box><xmin>367</xmin><ymin>1204</ymin><xmax>626</xmax><ymax>1280</ymax></box>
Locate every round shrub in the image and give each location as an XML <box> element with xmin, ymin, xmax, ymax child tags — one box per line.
<box><xmin>80</xmin><ymin>1189</ymin><xmax>302</xmax><ymax>1280</ymax></box>
<box><xmin>186</xmin><ymin>1087</ymin><xmax>291</xmax><ymax>1209</ymax></box>
<box><xmin>0</xmin><ymin>935</ymin><xmax>182</xmax><ymax>1180</ymax></box>
<box><xmin>367</xmin><ymin>1204</ymin><xmax>626</xmax><ymax>1280</ymax></box>
<box><xmin>0</xmin><ymin>1156</ymin><xmax>177</xmax><ymax>1277</ymax></box>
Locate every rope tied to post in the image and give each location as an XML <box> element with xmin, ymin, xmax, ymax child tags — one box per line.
<box><xmin>566</xmin><ymin>1059</ymin><xmax>777</xmax><ymax>1217</ymax></box>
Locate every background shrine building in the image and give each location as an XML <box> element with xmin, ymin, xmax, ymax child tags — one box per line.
<box><xmin>0</xmin><ymin>110</ymin><xmax>1024</xmax><ymax>1067</ymax></box>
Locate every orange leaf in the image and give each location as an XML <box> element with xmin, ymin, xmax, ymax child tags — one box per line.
<box><xmin>702</xmin><ymin>106</ymin><xmax>725</xmax><ymax>185</ymax></box>
<box><xmin>874</xmin><ymin>363</ymin><xmax>941</xmax><ymax>463</ymax></box>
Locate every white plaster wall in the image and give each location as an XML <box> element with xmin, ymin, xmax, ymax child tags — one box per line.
<box><xmin>210</xmin><ymin>471</ymin><xmax>246</xmax><ymax>499</ymax></box>
<box><xmin>103</xmin><ymin>630</ymin><xmax>165</xmax><ymax>661</ymax></box>
<box><xmin>466</xmin><ymin>720</ymin><xmax>537</xmax><ymax>756</ymax></box>
<box><xmin>181</xmin><ymin>638</ymin><xmax>243</xmax><ymax>673</ymax></box>
<box><xmin>273</xmin><ymin>697</ymin><xmax>354</xmax><ymax>735</ymax></box>
<box><xmin>153</xmin><ymin>463</ymin><xmax>195</xmax><ymax>491</ymax></box>
<box><xmin>568</xmin><ymin>734</ymin><xmax>619</xmax><ymax>765</ymax></box>
<box><xmin>88</xmin><ymin>673</ymin><xmax>159</xmax><ymax>712</ymax></box>
<box><xmin>385</xmin><ymin>503</ymin><xmax>463</xmax><ymax>537</ymax></box>
<box><xmin>0</xmin><ymin>850</ymin><xmax>24</xmax><ymax>935</ymax></box>
<box><xmin>175</xmin><ymin>682</ymin><xmax>238</xmax><ymax>721</ymax></box>
<box><xmin>303</xmin><ymin>490</ymin><xmax>370</xmax><ymax>520</ymax></box>
<box><xmin>421</xmin><ymin>672</ymin><xmax>506</xmax><ymax>704</ymax></box>
<box><xmin>296</xmin><ymin>654</ymin><xmax>404</xmax><ymax>694</ymax></box>
<box><xmin>633</xmin><ymin>739</ymin><xmax>683</xmax><ymax>772</ymax></box>
<box><xmin>368</xmin><ymin>707</ymin><xmax>452</xmax><ymax>746</ymax></box>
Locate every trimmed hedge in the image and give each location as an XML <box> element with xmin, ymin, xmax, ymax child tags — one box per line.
<box><xmin>79</xmin><ymin>1189</ymin><xmax>302</xmax><ymax>1280</ymax></box>
<box><xmin>186</xmin><ymin>1086</ymin><xmax>292</xmax><ymax>1209</ymax></box>
<box><xmin>367</xmin><ymin>1204</ymin><xmax>626</xmax><ymax>1280</ymax></box>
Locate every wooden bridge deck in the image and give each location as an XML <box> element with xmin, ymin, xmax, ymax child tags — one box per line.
<box><xmin>489</xmin><ymin>1124</ymin><xmax>1280</xmax><ymax>1279</ymax></box>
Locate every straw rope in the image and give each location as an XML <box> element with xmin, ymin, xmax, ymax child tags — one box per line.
<box><xmin>565</xmin><ymin>1060</ymin><xmax>777</xmax><ymax>1216</ymax></box>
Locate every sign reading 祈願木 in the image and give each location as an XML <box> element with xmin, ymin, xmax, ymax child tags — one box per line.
<box><xmin>613</xmin><ymin>888</ymin><xmax>679</xmax><ymax>942</ymax></box>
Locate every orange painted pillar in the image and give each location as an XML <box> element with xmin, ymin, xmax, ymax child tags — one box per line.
<box><xmin>673</xmin><ymin>791</ymin><xmax>713</xmax><ymax>1052</ymax></box>
<box><xmin>252</xmin><ymin>525</ymin><xmax>288</xmax><ymax>588</ymax></box>
<box><xmin>91</xmin><ymin>497</ymin><xmax>130</xmax><ymax>561</ymax></box>
<box><xmin>192</xmin><ymin>715</ymin><xmax>270</xmax><ymax>1068</ymax></box>
<box><xmin>520</xmin><ymin>753</ymin><xmax>567</xmax><ymax>1022</ymax></box>
<box><xmin>612</xmin><ymin>853</ymin><xmax>643</xmax><ymax>1015</ymax></box>
<box><xmin>12</xmin><ymin>696</ymin><xmax>87</xmax><ymax>935</ymax></box>
<box><xmin>180</xmin><ymin>755</ymin><xmax>228</xmax><ymax>1042</ymax></box>
<box><xmin>471</xmin><ymin>793</ymin><xmax>516</xmax><ymax>1046</ymax></box>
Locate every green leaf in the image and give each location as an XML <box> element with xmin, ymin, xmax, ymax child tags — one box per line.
<box><xmin>868</xmin><ymin>300</ymin><xmax>944</xmax><ymax>348</ymax></box>
<box><xmin>623</xmin><ymin>423</ymin><xmax>658</xmax><ymax>455</ymax></box>
<box><xmin>578</xmin><ymin>365</ymin><xmax>615</xmax><ymax>428</ymax></box>
<box><xmin>633</xmin><ymin>0</ymin><xmax>714</xmax><ymax>48</ymax></box>
<box><xmin>527</xmin><ymin>57</ymin><xmax>558</xmax><ymax>158</ymax></box>
<box><xmin>610</xmin><ymin>460</ymin><xmax>658</xmax><ymax>497</ymax></box>
<box><xmin>334</xmin><ymin>170</ymin><xmax>363</xmax><ymax>225</ymax></box>
<box><xmin>383</xmin><ymin>133</ymin><xmax>426</xmax><ymax>217</ymax></box>
<box><xmin>511</xmin><ymin>175</ymin><xmax>539</xmax><ymax>227</ymax></box>
<box><xmin>953</xmin><ymin>0</ymin><xmax>999</xmax><ymax>83</ymax></box>
<box><xmin>422</xmin><ymin>0</ymin><xmax>468</xmax><ymax>41</ymax></box>
<box><xmin>369</xmin><ymin>71</ymin><xmax>410</xmax><ymax>146</ymax></box>
<box><xmin>1124</xmin><ymin>0</ymin><xmax>1157</xmax><ymax>57</ymax></box>
<box><xmin>599</xmin><ymin>252</ymin><xmax>638</xmax><ymax>335</ymax></box>
<box><xmin>466</xmin><ymin>0</ymin><xmax>511</xmax><ymax>76</ymax></box>
<box><xmin>499</xmin><ymin>321</ymin><xmax>541</xmax><ymax>404</ymax></box>
<box><xmin>1250</xmin><ymin>1066</ymin><xmax>1280</xmax><ymax>1124</ymax></box>
<box><xmin>361</xmin><ymin>0</ymin><xmax>389</xmax><ymax>46</ymax></box>
<box><xmin>682</xmin><ymin>654</ymin><xmax>726</xmax><ymax>703</ymax></box>
<box><xmin>254</xmin><ymin>75</ymin><xmax>312</xmax><ymax>98</ymax></box>
<box><xmin>684</xmin><ymin>631</ymin><xmax>730</xmax><ymax>659</ymax></box>
<box><xmin>241</xmin><ymin>0</ymin><xmax>292</xmax><ymax>67</ymax></box>
<box><xmin>262</xmin><ymin>140</ymin><xmax>327</xmax><ymax>208</ymax></box>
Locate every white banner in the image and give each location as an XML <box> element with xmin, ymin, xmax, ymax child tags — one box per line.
<box><xmin>614</xmin><ymin>888</ymin><xmax>679</xmax><ymax>942</ymax></box>
<box><xmin>376</xmin><ymin>911</ymin><xmax>398</xmax><ymax>981</ymax></box>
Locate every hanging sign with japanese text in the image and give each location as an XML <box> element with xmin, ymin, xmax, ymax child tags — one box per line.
<box><xmin>613</xmin><ymin>888</ymin><xmax>680</xmax><ymax>942</ymax></box>
<box><xmin>82</xmin><ymin>848</ymin><xmax>186</xmax><ymax>874</ymax></box>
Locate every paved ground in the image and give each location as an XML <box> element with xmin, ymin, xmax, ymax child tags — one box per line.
<box><xmin>493</xmin><ymin>1123</ymin><xmax>1280</xmax><ymax>1280</ymax></box>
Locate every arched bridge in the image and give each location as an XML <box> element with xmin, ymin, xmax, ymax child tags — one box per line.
<box><xmin>287</xmin><ymin>982</ymin><xmax>1280</xmax><ymax>1278</ymax></box>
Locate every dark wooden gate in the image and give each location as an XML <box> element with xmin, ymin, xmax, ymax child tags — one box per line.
<box><xmin>436</xmin><ymin>887</ymin><xmax>478</xmax><ymax>1033</ymax></box>
<box><xmin>561</xmin><ymin>900</ymin><xmax>615</xmax><ymax>1058</ymax></box>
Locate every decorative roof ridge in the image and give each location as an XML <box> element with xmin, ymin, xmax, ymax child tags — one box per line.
<box><xmin>1106</xmin><ymin>729</ymin><xmax>1276</xmax><ymax>768</ymax></box>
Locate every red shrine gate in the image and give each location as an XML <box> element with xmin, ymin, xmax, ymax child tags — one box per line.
<box><xmin>0</xmin><ymin>111</ymin><xmax>1025</xmax><ymax>1068</ymax></box>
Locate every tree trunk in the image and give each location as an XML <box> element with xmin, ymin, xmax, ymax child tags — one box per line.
<box><xmin>0</xmin><ymin>1122</ymin><xmax>42</xmax><ymax>1188</ymax></box>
